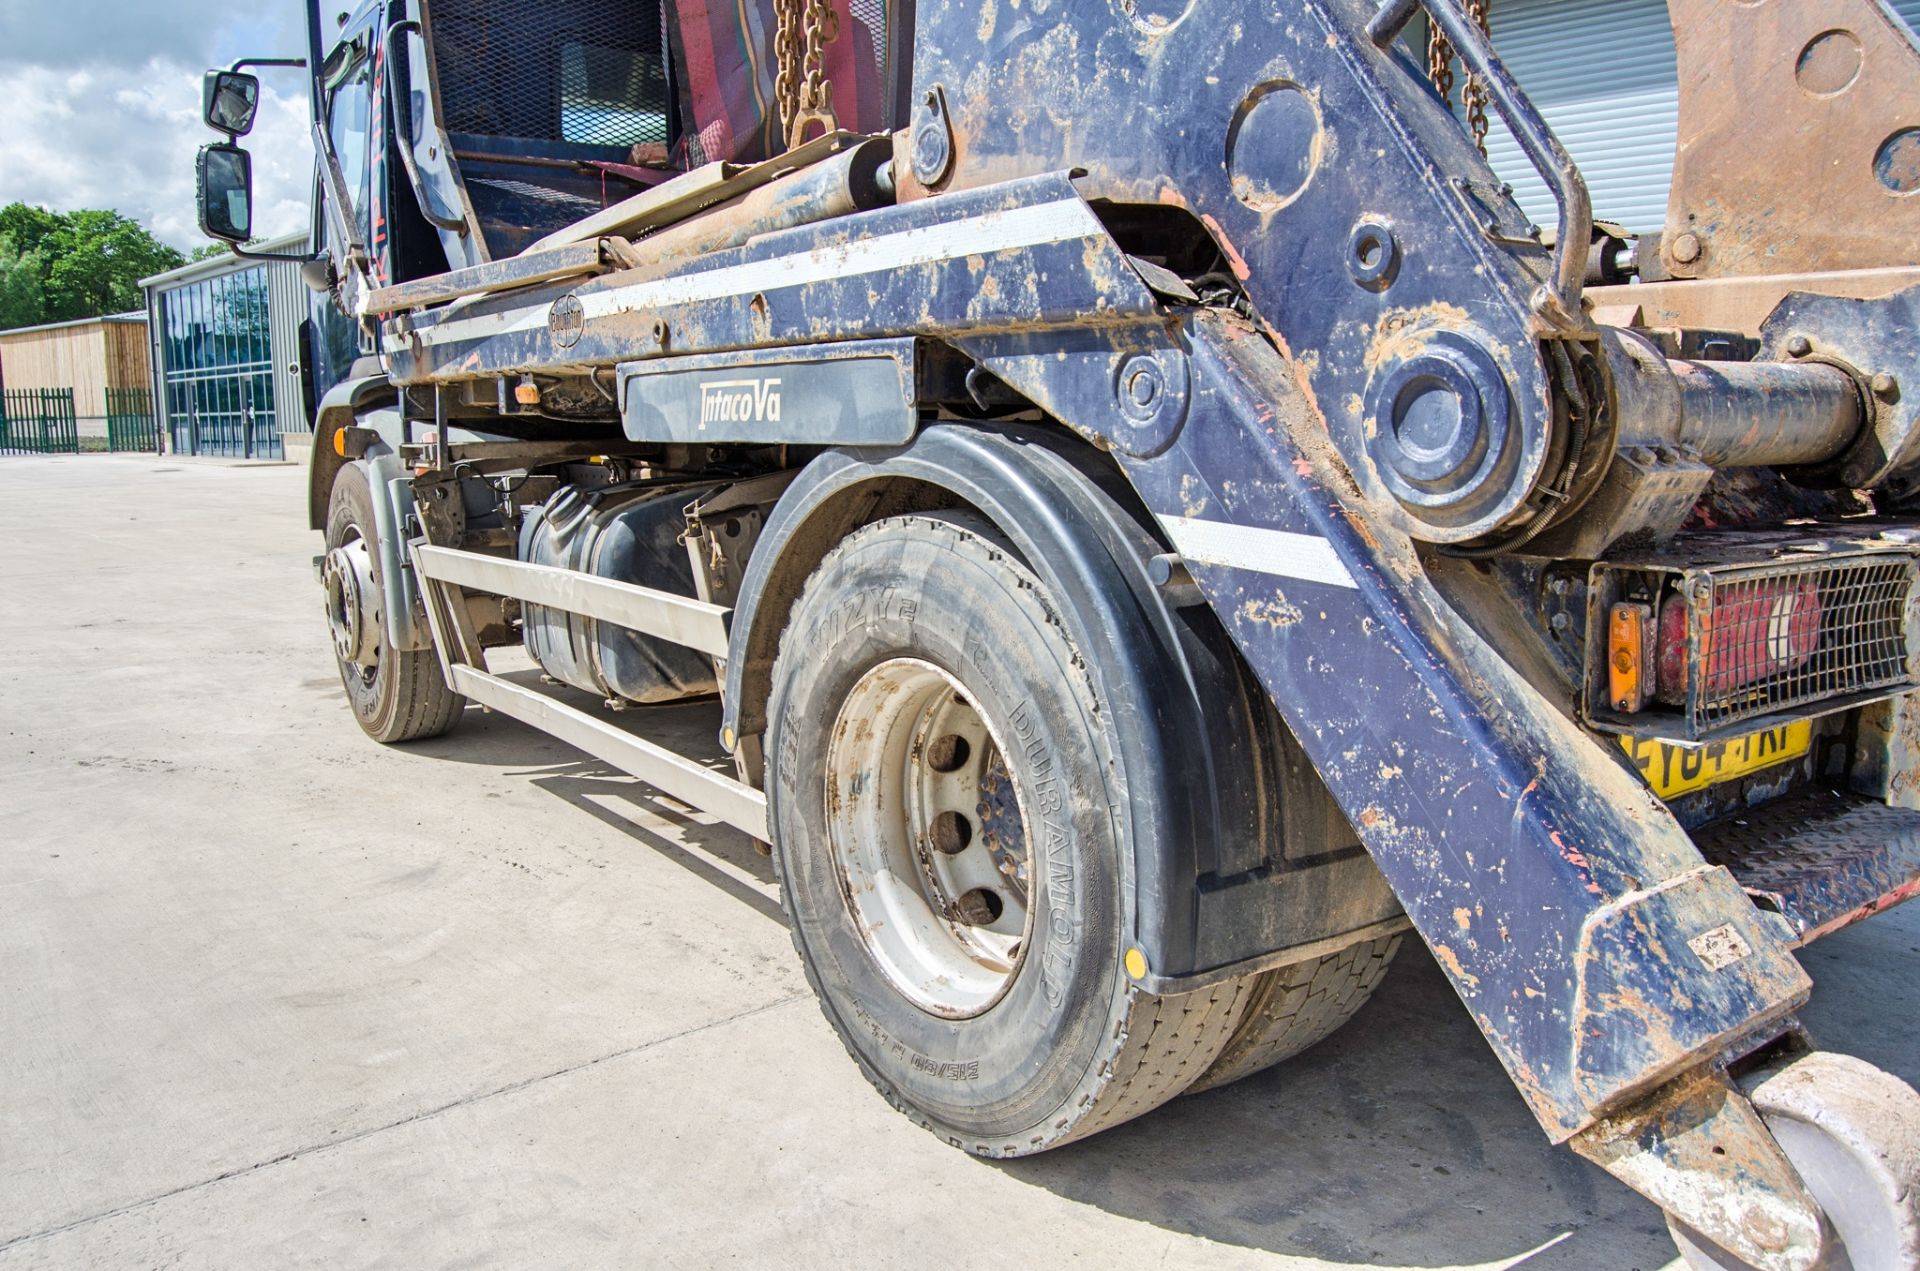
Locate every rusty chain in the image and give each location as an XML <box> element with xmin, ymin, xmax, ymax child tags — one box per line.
<box><xmin>1463</xmin><ymin>0</ymin><xmax>1491</xmax><ymax>155</ymax></box>
<box><xmin>774</xmin><ymin>0</ymin><xmax>803</xmax><ymax>133</ymax></box>
<box><xmin>1427</xmin><ymin>24</ymin><xmax>1455</xmax><ymax>107</ymax></box>
<box><xmin>776</xmin><ymin>0</ymin><xmax>841</xmax><ymax>150</ymax></box>
<box><xmin>1427</xmin><ymin>1</ymin><xmax>1492</xmax><ymax>157</ymax></box>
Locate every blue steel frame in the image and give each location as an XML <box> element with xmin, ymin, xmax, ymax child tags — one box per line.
<box><xmin>382</xmin><ymin>164</ymin><xmax>1811</xmax><ymax>1141</ymax></box>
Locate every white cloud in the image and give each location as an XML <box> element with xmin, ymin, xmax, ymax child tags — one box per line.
<box><xmin>0</xmin><ymin>57</ymin><xmax>313</xmax><ymax>251</ymax></box>
<box><xmin>0</xmin><ymin>0</ymin><xmax>303</xmax><ymax>70</ymax></box>
<box><xmin>0</xmin><ymin>1</ymin><xmax>311</xmax><ymax>251</ymax></box>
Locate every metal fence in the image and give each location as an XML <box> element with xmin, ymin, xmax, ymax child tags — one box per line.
<box><xmin>0</xmin><ymin>387</ymin><xmax>161</xmax><ymax>455</ymax></box>
<box><xmin>105</xmin><ymin>387</ymin><xmax>160</xmax><ymax>453</ymax></box>
<box><xmin>0</xmin><ymin>388</ymin><xmax>80</xmax><ymax>455</ymax></box>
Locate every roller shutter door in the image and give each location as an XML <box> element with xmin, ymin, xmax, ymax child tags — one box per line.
<box><xmin>1479</xmin><ymin>0</ymin><xmax>1920</xmax><ymax>236</ymax></box>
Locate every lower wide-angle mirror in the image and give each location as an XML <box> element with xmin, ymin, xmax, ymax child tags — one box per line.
<box><xmin>197</xmin><ymin>143</ymin><xmax>254</xmax><ymax>243</ymax></box>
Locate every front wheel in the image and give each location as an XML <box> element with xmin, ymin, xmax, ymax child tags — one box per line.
<box><xmin>322</xmin><ymin>461</ymin><xmax>464</xmax><ymax>744</ymax></box>
<box><xmin>768</xmin><ymin>512</ymin><xmax>1250</xmax><ymax>1155</ymax></box>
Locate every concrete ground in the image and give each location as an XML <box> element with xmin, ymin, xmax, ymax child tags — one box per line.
<box><xmin>1</xmin><ymin>455</ymin><xmax>1915</xmax><ymax>1271</ymax></box>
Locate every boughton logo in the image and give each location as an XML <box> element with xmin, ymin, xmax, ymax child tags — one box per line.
<box><xmin>547</xmin><ymin>293</ymin><xmax>584</xmax><ymax>349</ymax></box>
<box><xmin>699</xmin><ymin>377</ymin><xmax>783</xmax><ymax>426</ymax></box>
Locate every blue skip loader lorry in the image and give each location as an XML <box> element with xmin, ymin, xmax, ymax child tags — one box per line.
<box><xmin>196</xmin><ymin>0</ymin><xmax>1920</xmax><ymax>1263</ymax></box>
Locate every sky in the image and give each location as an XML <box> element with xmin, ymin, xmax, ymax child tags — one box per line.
<box><xmin>0</xmin><ymin>0</ymin><xmax>318</xmax><ymax>251</ymax></box>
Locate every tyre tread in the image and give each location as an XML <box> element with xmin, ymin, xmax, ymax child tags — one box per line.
<box><xmin>1185</xmin><ymin>934</ymin><xmax>1402</xmax><ymax>1095</ymax></box>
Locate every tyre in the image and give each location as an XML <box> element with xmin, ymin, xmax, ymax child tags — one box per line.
<box><xmin>768</xmin><ymin>511</ymin><xmax>1251</xmax><ymax>1156</ymax></box>
<box><xmin>322</xmin><ymin>461</ymin><xmax>464</xmax><ymax>744</ymax></box>
<box><xmin>1185</xmin><ymin>934</ymin><xmax>1402</xmax><ymax>1094</ymax></box>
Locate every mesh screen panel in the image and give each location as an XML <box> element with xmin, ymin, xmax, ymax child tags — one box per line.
<box><xmin>846</xmin><ymin>0</ymin><xmax>890</xmax><ymax>104</ymax></box>
<box><xmin>1690</xmin><ymin>558</ymin><xmax>1917</xmax><ymax>733</ymax></box>
<box><xmin>431</xmin><ymin>0</ymin><xmax>670</xmax><ymax>148</ymax></box>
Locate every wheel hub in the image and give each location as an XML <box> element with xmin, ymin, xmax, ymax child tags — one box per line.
<box><xmin>824</xmin><ymin>658</ymin><xmax>1033</xmax><ymax>1019</ymax></box>
<box><xmin>322</xmin><ymin>536</ymin><xmax>380</xmax><ymax>668</ymax></box>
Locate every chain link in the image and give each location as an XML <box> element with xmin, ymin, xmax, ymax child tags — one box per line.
<box><xmin>1426</xmin><ymin>2</ymin><xmax>1492</xmax><ymax>158</ymax></box>
<box><xmin>1463</xmin><ymin>0</ymin><xmax>1491</xmax><ymax>156</ymax></box>
<box><xmin>774</xmin><ymin>0</ymin><xmax>804</xmax><ymax>137</ymax></box>
<box><xmin>1427</xmin><ymin>24</ymin><xmax>1455</xmax><ymax>109</ymax></box>
<box><xmin>776</xmin><ymin>0</ymin><xmax>841</xmax><ymax>149</ymax></box>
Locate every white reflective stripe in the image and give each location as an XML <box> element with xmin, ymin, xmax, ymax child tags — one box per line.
<box><xmin>1157</xmin><ymin>514</ymin><xmax>1358</xmax><ymax>590</ymax></box>
<box><xmin>400</xmin><ymin>197</ymin><xmax>1108</xmax><ymax>351</ymax></box>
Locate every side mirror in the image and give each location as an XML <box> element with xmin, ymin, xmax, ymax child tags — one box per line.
<box><xmin>197</xmin><ymin>143</ymin><xmax>255</xmax><ymax>243</ymax></box>
<box><xmin>203</xmin><ymin>71</ymin><xmax>261</xmax><ymax>136</ymax></box>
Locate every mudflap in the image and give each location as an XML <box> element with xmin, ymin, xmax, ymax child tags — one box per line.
<box><xmin>981</xmin><ymin>308</ymin><xmax>1829</xmax><ymax>1267</ymax></box>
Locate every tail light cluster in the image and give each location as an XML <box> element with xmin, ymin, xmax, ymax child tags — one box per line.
<box><xmin>1584</xmin><ymin>548</ymin><xmax>1917</xmax><ymax>742</ymax></box>
<box><xmin>1608</xmin><ymin>579</ymin><xmax>1824</xmax><ymax>711</ymax></box>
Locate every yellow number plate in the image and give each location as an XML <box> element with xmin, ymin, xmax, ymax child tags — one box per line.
<box><xmin>1619</xmin><ymin>720</ymin><xmax>1812</xmax><ymax>799</ymax></box>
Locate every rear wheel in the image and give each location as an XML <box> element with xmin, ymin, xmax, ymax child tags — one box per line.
<box><xmin>768</xmin><ymin>512</ymin><xmax>1251</xmax><ymax>1155</ymax></box>
<box><xmin>323</xmin><ymin>462</ymin><xmax>463</xmax><ymax>744</ymax></box>
<box><xmin>1186</xmin><ymin>934</ymin><xmax>1402</xmax><ymax>1095</ymax></box>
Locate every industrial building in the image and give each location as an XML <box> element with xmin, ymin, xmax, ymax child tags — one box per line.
<box><xmin>139</xmin><ymin>231</ymin><xmax>313</xmax><ymax>461</ymax></box>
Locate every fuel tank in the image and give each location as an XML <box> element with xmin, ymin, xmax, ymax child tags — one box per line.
<box><xmin>517</xmin><ymin>482</ymin><xmax>718</xmax><ymax>705</ymax></box>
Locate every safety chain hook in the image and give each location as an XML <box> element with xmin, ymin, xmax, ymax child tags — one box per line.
<box><xmin>776</xmin><ymin>0</ymin><xmax>841</xmax><ymax>150</ymax></box>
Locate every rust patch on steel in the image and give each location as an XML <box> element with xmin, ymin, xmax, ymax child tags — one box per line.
<box><xmin>1663</xmin><ymin>0</ymin><xmax>1920</xmax><ymax>279</ymax></box>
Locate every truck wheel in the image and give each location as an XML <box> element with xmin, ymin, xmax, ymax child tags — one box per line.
<box><xmin>1669</xmin><ymin>1052</ymin><xmax>1920</xmax><ymax>1270</ymax></box>
<box><xmin>322</xmin><ymin>462</ymin><xmax>463</xmax><ymax>744</ymax></box>
<box><xmin>768</xmin><ymin>512</ymin><xmax>1251</xmax><ymax>1155</ymax></box>
<box><xmin>1184</xmin><ymin>934</ymin><xmax>1402</xmax><ymax>1095</ymax></box>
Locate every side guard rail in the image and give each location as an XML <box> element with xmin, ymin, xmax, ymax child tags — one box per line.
<box><xmin>410</xmin><ymin>544</ymin><xmax>768</xmax><ymax>841</ymax></box>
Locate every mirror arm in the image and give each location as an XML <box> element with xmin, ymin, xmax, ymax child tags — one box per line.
<box><xmin>225</xmin><ymin>246</ymin><xmax>315</xmax><ymax>263</ymax></box>
<box><xmin>227</xmin><ymin>57</ymin><xmax>307</xmax><ymax>73</ymax></box>
<box><xmin>382</xmin><ymin>20</ymin><xmax>468</xmax><ymax>234</ymax></box>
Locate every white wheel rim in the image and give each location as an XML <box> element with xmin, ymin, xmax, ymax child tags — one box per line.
<box><xmin>824</xmin><ymin>658</ymin><xmax>1033</xmax><ymax>1019</ymax></box>
<box><xmin>323</xmin><ymin>532</ymin><xmax>379</xmax><ymax>669</ymax></box>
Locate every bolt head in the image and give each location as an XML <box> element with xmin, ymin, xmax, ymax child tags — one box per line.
<box><xmin>1872</xmin><ymin>372</ymin><xmax>1900</xmax><ymax>400</ymax></box>
<box><xmin>1671</xmin><ymin>232</ymin><xmax>1703</xmax><ymax>264</ymax></box>
<box><xmin>1127</xmin><ymin>369</ymin><xmax>1158</xmax><ymax>408</ymax></box>
<box><xmin>1786</xmin><ymin>335</ymin><xmax>1813</xmax><ymax>358</ymax></box>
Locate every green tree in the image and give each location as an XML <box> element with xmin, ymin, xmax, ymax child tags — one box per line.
<box><xmin>0</xmin><ymin>203</ymin><xmax>186</xmax><ymax>329</ymax></box>
<box><xmin>0</xmin><ymin>234</ymin><xmax>47</xmax><ymax>330</ymax></box>
<box><xmin>0</xmin><ymin>204</ymin><xmax>62</xmax><ymax>260</ymax></box>
<box><xmin>41</xmin><ymin>210</ymin><xmax>184</xmax><ymax>320</ymax></box>
<box><xmin>189</xmin><ymin>242</ymin><xmax>232</xmax><ymax>262</ymax></box>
